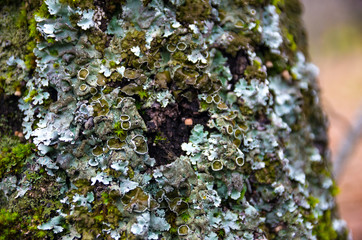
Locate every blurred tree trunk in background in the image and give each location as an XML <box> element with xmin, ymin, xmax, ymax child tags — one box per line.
<box><xmin>0</xmin><ymin>0</ymin><xmax>350</xmax><ymax>239</ymax></box>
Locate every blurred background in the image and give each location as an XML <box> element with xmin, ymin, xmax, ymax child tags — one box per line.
<box><xmin>301</xmin><ymin>0</ymin><xmax>362</xmax><ymax>239</ymax></box>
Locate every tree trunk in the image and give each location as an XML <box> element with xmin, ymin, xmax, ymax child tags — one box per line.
<box><xmin>0</xmin><ymin>0</ymin><xmax>350</xmax><ymax>239</ymax></box>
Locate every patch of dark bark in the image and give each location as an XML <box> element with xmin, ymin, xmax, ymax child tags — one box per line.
<box><xmin>0</xmin><ymin>94</ymin><xmax>23</xmax><ymax>136</ymax></box>
<box><xmin>227</xmin><ymin>50</ymin><xmax>249</xmax><ymax>83</ymax></box>
<box><xmin>142</xmin><ymin>94</ymin><xmax>209</xmax><ymax>166</ymax></box>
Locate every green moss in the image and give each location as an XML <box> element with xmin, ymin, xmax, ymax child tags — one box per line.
<box><xmin>16</xmin><ymin>4</ymin><xmax>28</xmax><ymax>28</ymax></box>
<box><xmin>47</xmin><ymin>38</ymin><xmax>55</xmax><ymax>44</ymax></box>
<box><xmin>137</xmin><ymin>89</ymin><xmax>149</xmax><ymax>100</ymax></box>
<box><xmin>66</xmin><ymin>188</ymin><xmax>123</xmax><ymax>238</ymax></box>
<box><xmin>127</xmin><ymin>167</ymin><xmax>135</xmax><ymax>179</ymax></box>
<box><xmin>154</xmin><ymin>132</ymin><xmax>167</xmax><ymax>144</ymax></box>
<box><xmin>313</xmin><ymin>210</ymin><xmax>338</xmax><ymax>240</ymax></box>
<box><xmin>172</xmin><ymin>51</ymin><xmax>188</xmax><ymax>64</ymax></box>
<box><xmin>24</xmin><ymin>49</ymin><xmax>36</xmax><ymax>70</ymax></box>
<box><xmin>34</xmin><ymin>1</ymin><xmax>51</xmax><ymax>19</ymax></box>
<box><xmin>217</xmin><ymin>229</ymin><xmax>225</xmax><ymax>238</ymax></box>
<box><xmin>169</xmin><ymin>226</ymin><xmax>177</xmax><ymax>234</ymax></box>
<box><xmin>0</xmin><ymin>171</ymin><xmax>64</xmax><ymax>239</ymax></box>
<box><xmin>329</xmin><ymin>180</ymin><xmax>340</xmax><ymax>197</ymax></box>
<box><xmin>225</xmin><ymin>33</ymin><xmax>250</xmax><ymax>57</ymax></box>
<box><xmin>87</xmin><ymin>29</ymin><xmax>108</xmax><ymax>53</ymax></box>
<box><xmin>176</xmin><ymin>0</ymin><xmax>211</xmax><ymax>24</ymax></box>
<box><xmin>113</xmin><ymin>122</ymin><xmax>128</xmax><ymax>140</ymax></box>
<box><xmin>0</xmin><ymin>143</ymin><xmax>35</xmax><ymax>180</ymax></box>
<box><xmin>35</xmin><ymin>230</ymin><xmax>48</xmax><ymax>238</ymax></box>
<box><xmin>239</xmin><ymin>185</ymin><xmax>247</xmax><ymax>201</ymax></box>
<box><xmin>285</xmin><ymin>29</ymin><xmax>297</xmax><ymax>52</ymax></box>
<box><xmin>279</xmin><ymin>0</ymin><xmax>309</xmax><ymax>58</ymax></box>
<box><xmin>263</xmin><ymin>51</ymin><xmax>288</xmax><ymax>76</ymax></box>
<box><xmin>0</xmin><ymin>208</ymin><xmax>20</xmax><ymax>240</ymax></box>
<box><xmin>271</xmin><ymin>0</ymin><xmax>284</xmax><ymax>7</ymax></box>
<box><xmin>28</xmin><ymin>17</ymin><xmax>38</xmax><ymax>39</ymax></box>
<box><xmin>24</xmin><ymin>89</ymin><xmax>38</xmax><ymax>103</ymax></box>
<box><xmin>180</xmin><ymin>212</ymin><xmax>191</xmax><ymax>222</ymax></box>
<box><xmin>244</xmin><ymin>65</ymin><xmax>267</xmax><ymax>81</ymax></box>
<box><xmin>0</xmin><ymin>4</ymin><xmax>34</xmax><ymax>94</ymax></box>
<box><xmin>0</xmin><ymin>136</ymin><xmax>20</xmax><ymax>152</ymax></box>
<box><xmin>121</xmin><ymin>30</ymin><xmax>146</xmax><ymax>50</ymax></box>
<box><xmin>307</xmin><ymin>196</ymin><xmax>319</xmax><ymax>209</ymax></box>
<box><xmin>109</xmin><ymin>61</ymin><xmax>117</xmax><ymax>68</ymax></box>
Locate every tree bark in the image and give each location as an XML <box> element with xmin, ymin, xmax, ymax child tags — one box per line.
<box><xmin>0</xmin><ymin>0</ymin><xmax>350</xmax><ymax>239</ymax></box>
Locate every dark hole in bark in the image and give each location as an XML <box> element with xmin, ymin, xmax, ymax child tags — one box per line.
<box><xmin>0</xmin><ymin>94</ymin><xmax>23</xmax><ymax>136</ymax></box>
<box><xmin>44</xmin><ymin>86</ymin><xmax>58</xmax><ymax>102</ymax></box>
<box><xmin>141</xmin><ymin>93</ymin><xmax>209</xmax><ymax>166</ymax></box>
<box><xmin>226</xmin><ymin>50</ymin><xmax>250</xmax><ymax>85</ymax></box>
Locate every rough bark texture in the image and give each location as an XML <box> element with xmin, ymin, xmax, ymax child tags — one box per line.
<box><xmin>0</xmin><ymin>0</ymin><xmax>350</xmax><ymax>239</ymax></box>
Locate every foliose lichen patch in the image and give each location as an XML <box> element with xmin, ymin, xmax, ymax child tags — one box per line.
<box><xmin>0</xmin><ymin>0</ymin><xmax>349</xmax><ymax>239</ymax></box>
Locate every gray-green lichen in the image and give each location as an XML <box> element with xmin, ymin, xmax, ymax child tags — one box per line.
<box><xmin>0</xmin><ymin>0</ymin><xmax>349</xmax><ymax>239</ymax></box>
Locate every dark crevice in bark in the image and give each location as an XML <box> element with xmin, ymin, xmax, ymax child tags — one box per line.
<box><xmin>141</xmin><ymin>95</ymin><xmax>209</xmax><ymax>166</ymax></box>
<box><xmin>0</xmin><ymin>94</ymin><xmax>23</xmax><ymax>135</ymax></box>
<box><xmin>44</xmin><ymin>86</ymin><xmax>58</xmax><ymax>102</ymax></box>
<box><xmin>225</xmin><ymin>50</ymin><xmax>250</xmax><ymax>85</ymax></box>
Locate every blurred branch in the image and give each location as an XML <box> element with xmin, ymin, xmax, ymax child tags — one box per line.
<box><xmin>334</xmin><ymin>103</ymin><xmax>362</xmax><ymax>179</ymax></box>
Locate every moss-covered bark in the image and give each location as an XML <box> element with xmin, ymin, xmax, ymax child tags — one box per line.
<box><xmin>0</xmin><ymin>0</ymin><xmax>349</xmax><ymax>239</ymax></box>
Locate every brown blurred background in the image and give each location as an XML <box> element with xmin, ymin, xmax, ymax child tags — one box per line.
<box><xmin>301</xmin><ymin>0</ymin><xmax>362</xmax><ymax>239</ymax></box>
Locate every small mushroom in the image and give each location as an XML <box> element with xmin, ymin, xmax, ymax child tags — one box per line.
<box><xmin>184</xmin><ymin>118</ymin><xmax>193</xmax><ymax>126</ymax></box>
